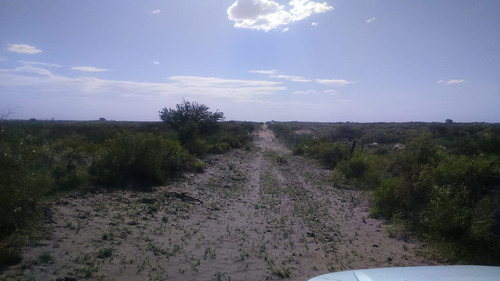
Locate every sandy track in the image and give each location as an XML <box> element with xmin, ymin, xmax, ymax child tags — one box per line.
<box><xmin>2</xmin><ymin>125</ymin><xmax>436</xmax><ymax>281</ymax></box>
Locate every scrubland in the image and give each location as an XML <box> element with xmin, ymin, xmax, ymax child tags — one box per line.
<box><xmin>1</xmin><ymin>119</ymin><xmax>499</xmax><ymax>280</ymax></box>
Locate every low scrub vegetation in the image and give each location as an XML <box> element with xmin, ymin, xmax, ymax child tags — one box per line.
<box><xmin>269</xmin><ymin>121</ymin><xmax>500</xmax><ymax>264</ymax></box>
<box><xmin>0</xmin><ymin>101</ymin><xmax>258</xmax><ymax>269</ymax></box>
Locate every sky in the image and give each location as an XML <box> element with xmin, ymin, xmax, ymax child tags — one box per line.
<box><xmin>1</xmin><ymin>0</ymin><xmax>499</xmax><ymax>122</ymax></box>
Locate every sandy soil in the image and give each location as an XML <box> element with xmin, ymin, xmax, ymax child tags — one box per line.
<box><xmin>2</xmin><ymin>124</ymin><xmax>438</xmax><ymax>281</ymax></box>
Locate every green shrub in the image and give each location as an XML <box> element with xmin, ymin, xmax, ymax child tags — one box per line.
<box><xmin>372</xmin><ymin>178</ymin><xmax>405</xmax><ymax>218</ymax></box>
<box><xmin>210</xmin><ymin>142</ymin><xmax>231</xmax><ymax>154</ymax></box>
<box><xmin>0</xmin><ymin>141</ymin><xmax>52</xmax><ymax>267</ymax></box>
<box><xmin>338</xmin><ymin>158</ymin><xmax>367</xmax><ymax>179</ymax></box>
<box><xmin>303</xmin><ymin>140</ymin><xmax>349</xmax><ymax>169</ymax></box>
<box><xmin>90</xmin><ymin>133</ymin><xmax>196</xmax><ymax>187</ymax></box>
<box><xmin>186</xmin><ymin>137</ymin><xmax>210</xmax><ymax>156</ymax></box>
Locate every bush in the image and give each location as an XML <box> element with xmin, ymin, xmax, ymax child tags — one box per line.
<box><xmin>338</xmin><ymin>158</ymin><xmax>368</xmax><ymax>179</ymax></box>
<box><xmin>90</xmin><ymin>133</ymin><xmax>198</xmax><ymax>187</ymax></box>
<box><xmin>159</xmin><ymin>100</ymin><xmax>224</xmax><ymax>136</ymax></box>
<box><xmin>0</xmin><ymin>140</ymin><xmax>52</xmax><ymax>267</ymax></box>
<box><xmin>304</xmin><ymin>140</ymin><xmax>349</xmax><ymax>169</ymax></box>
<box><xmin>371</xmin><ymin>177</ymin><xmax>406</xmax><ymax>218</ymax></box>
<box><xmin>186</xmin><ymin>137</ymin><xmax>210</xmax><ymax>156</ymax></box>
<box><xmin>210</xmin><ymin>142</ymin><xmax>231</xmax><ymax>154</ymax></box>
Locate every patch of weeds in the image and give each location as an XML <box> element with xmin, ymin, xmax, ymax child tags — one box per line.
<box><xmin>277</xmin><ymin>155</ymin><xmax>288</xmax><ymax>165</ymax></box>
<box><xmin>97</xmin><ymin>248</ymin><xmax>113</xmax><ymax>259</ymax></box>
<box><xmin>79</xmin><ymin>262</ymin><xmax>99</xmax><ymax>279</ymax></box>
<box><xmin>120</xmin><ymin>255</ymin><xmax>133</xmax><ymax>265</ymax></box>
<box><xmin>65</xmin><ymin>221</ymin><xmax>75</xmax><ymax>230</ymax></box>
<box><xmin>209</xmin><ymin>202</ymin><xmax>222</xmax><ymax>211</ymax></box>
<box><xmin>191</xmin><ymin>259</ymin><xmax>200</xmax><ymax>272</ymax></box>
<box><xmin>93</xmin><ymin>203</ymin><xmax>109</xmax><ymax>213</ymax></box>
<box><xmin>270</xmin><ymin>266</ymin><xmax>293</xmax><ymax>279</ymax></box>
<box><xmin>240</xmin><ymin>250</ymin><xmax>250</xmax><ymax>260</ymax></box>
<box><xmin>213</xmin><ymin>271</ymin><xmax>229</xmax><ymax>281</ymax></box>
<box><xmin>326</xmin><ymin>260</ymin><xmax>337</xmax><ymax>272</ymax></box>
<box><xmin>74</xmin><ymin>253</ymin><xmax>99</xmax><ymax>279</ymax></box>
<box><xmin>204</xmin><ymin>247</ymin><xmax>216</xmax><ymax>260</ymax></box>
<box><xmin>170</xmin><ymin>244</ymin><xmax>181</xmax><ymax>257</ymax></box>
<box><xmin>323</xmin><ymin>243</ymin><xmax>337</xmax><ymax>255</ymax></box>
<box><xmin>136</xmin><ymin>259</ymin><xmax>149</xmax><ymax>274</ymax></box>
<box><xmin>147</xmin><ymin>242</ymin><xmax>181</xmax><ymax>258</ymax></box>
<box><xmin>102</xmin><ymin>232</ymin><xmax>114</xmax><ymax>241</ymax></box>
<box><xmin>36</xmin><ymin>251</ymin><xmax>55</xmax><ymax>265</ymax></box>
<box><xmin>74</xmin><ymin>253</ymin><xmax>92</xmax><ymax>264</ymax></box>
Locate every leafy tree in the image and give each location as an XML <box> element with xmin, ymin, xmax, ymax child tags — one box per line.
<box><xmin>159</xmin><ymin>100</ymin><xmax>224</xmax><ymax>134</ymax></box>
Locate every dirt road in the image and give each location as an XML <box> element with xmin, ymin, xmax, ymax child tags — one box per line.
<box><xmin>2</xmin><ymin>124</ymin><xmax>435</xmax><ymax>281</ymax></box>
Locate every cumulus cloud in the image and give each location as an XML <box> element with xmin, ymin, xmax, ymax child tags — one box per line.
<box><xmin>71</xmin><ymin>66</ymin><xmax>108</xmax><ymax>72</ymax></box>
<box><xmin>153</xmin><ymin>61</ymin><xmax>160</xmax><ymax>65</ymax></box>
<box><xmin>7</xmin><ymin>44</ymin><xmax>42</xmax><ymax>54</ymax></box>
<box><xmin>366</xmin><ymin>17</ymin><xmax>376</xmax><ymax>23</ymax></box>
<box><xmin>311</xmin><ymin>22</ymin><xmax>318</xmax><ymax>26</ymax></box>
<box><xmin>438</xmin><ymin>79</ymin><xmax>464</xmax><ymax>85</ymax></box>
<box><xmin>152</xmin><ymin>9</ymin><xmax>161</xmax><ymax>14</ymax></box>
<box><xmin>315</xmin><ymin>79</ymin><xmax>355</xmax><ymax>86</ymax></box>
<box><xmin>227</xmin><ymin>0</ymin><xmax>333</xmax><ymax>32</ymax></box>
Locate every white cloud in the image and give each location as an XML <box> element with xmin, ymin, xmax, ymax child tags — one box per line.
<box><xmin>324</xmin><ymin>89</ymin><xmax>337</xmax><ymax>95</ymax></box>
<box><xmin>315</xmin><ymin>79</ymin><xmax>355</xmax><ymax>86</ymax></box>
<box><xmin>7</xmin><ymin>44</ymin><xmax>42</xmax><ymax>54</ymax></box>
<box><xmin>250</xmin><ymin>70</ymin><xmax>278</xmax><ymax>75</ymax></box>
<box><xmin>288</xmin><ymin>0</ymin><xmax>333</xmax><ymax>22</ymax></box>
<box><xmin>282</xmin><ymin>27</ymin><xmax>290</xmax><ymax>32</ymax></box>
<box><xmin>446</xmin><ymin>79</ymin><xmax>464</xmax><ymax>84</ymax></box>
<box><xmin>18</xmin><ymin>60</ymin><xmax>61</xmax><ymax>68</ymax></box>
<box><xmin>438</xmin><ymin>79</ymin><xmax>465</xmax><ymax>85</ymax></box>
<box><xmin>13</xmin><ymin>66</ymin><xmax>54</xmax><ymax>78</ymax></box>
<box><xmin>0</xmin><ymin>67</ymin><xmax>284</xmax><ymax>100</ymax></box>
<box><xmin>227</xmin><ymin>0</ymin><xmax>333</xmax><ymax>32</ymax></box>
<box><xmin>71</xmin><ymin>66</ymin><xmax>108</xmax><ymax>72</ymax></box>
<box><xmin>311</xmin><ymin>22</ymin><xmax>318</xmax><ymax>26</ymax></box>
<box><xmin>153</xmin><ymin>61</ymin><xmax>160</xmax><ymax>65</ymax></box>
<box><xmin>270</xmin><ymin>74</ymin><xmax>311</xmax><ymax>82</ymax></box>
<box><xmin>366</xmin><ymin>17</ymin><xmax>376</xmax><ymax>23</ymax></box>
<box><xmin>294</xmin><ymin>90</ymin><xmax>317</xmax><ymax>95</ymax></box>
<box><xmin>152</xmin><ymin>9</ymin><xmax>161</xmax><ymax>14</ymax></box>
<box><xmin>168</xmin><ymin>76</ymin><xmax>284</xmax><ymax>97</ymax></box>
<box><xmin>251</xmin><ymin>70</ymin><xmax>311</xmax><ymax>82</ymax></box>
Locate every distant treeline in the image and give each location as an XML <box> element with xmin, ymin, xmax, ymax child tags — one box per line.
<box><xmin>0</xmin><ymin>119</ymin><xmax>258</xmax><ymax>268</ymax></box>
<box><xmin>268</xmin><ymin>121</ymin><xmax>500</xmax><ymax>264</ymax></box>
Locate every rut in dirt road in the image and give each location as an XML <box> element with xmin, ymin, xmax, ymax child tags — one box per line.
<box><xmin>1</xmin><ymin>124</ymin><xmax>435</xmax><ymax>281</ymax></box>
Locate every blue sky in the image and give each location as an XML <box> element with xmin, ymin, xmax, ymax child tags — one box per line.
<box><xmin>1</xmin><ymin>0</ymin><xmax>499</xmax><ymax>122</ymax></box>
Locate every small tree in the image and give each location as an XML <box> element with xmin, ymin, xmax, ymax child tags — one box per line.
<box><xmin>159</xmin><ymin>100</ymin><xmax>224</xmax><ymax>135</ymax></box>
